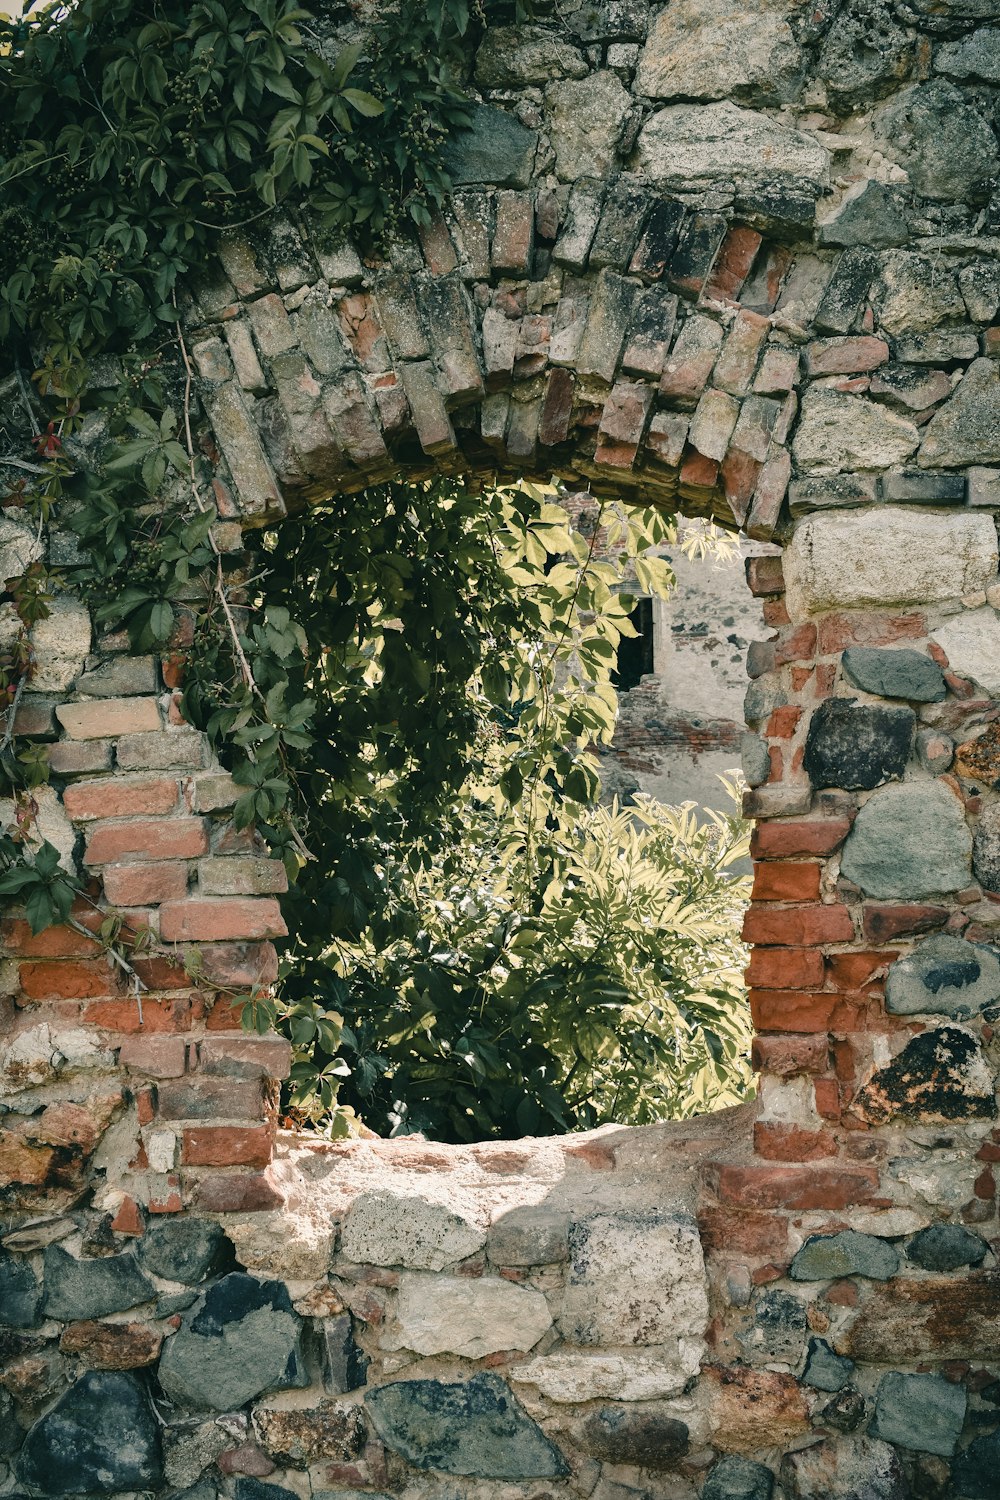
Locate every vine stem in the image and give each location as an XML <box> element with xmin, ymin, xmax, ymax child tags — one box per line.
<box><xmin>67</xmin><ymin>914</ymin><xmax>147</xmax><ymax>1025</ymax></box>
<box><xmin>172</xmin><ymin>299</ymin><xmax>260</xmax><ymax>700</ymax></box>
<box><xmin>0</xmin><ymin>673</ymin><xmax>27</xmax><ymax>754</ymax></box>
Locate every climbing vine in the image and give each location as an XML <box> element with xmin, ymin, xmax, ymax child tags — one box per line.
<box><xmin>0</xmin><ymin>0</ymin><xmax>518</xmax><ymax>912</ymax></box>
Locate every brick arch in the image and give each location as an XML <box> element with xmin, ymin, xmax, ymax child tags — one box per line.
<box><xmin>6</xmin><ymin>1</ymin><xmax>1000</xmax><ymax>1486</ymax></box>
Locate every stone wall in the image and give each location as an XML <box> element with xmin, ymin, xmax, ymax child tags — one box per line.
<box><xmin>6</xmin><ymin>0</ymin><xmax>1000</xmax><ymax>1495</ymax></box>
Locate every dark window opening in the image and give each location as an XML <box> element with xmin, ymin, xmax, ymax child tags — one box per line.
<box><xmin>613</xmin><ymin>596</ymin><xmax>654</xmax><ymax>692</ymax></box>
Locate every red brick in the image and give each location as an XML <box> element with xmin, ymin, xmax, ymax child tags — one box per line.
<box><xmin>679</xmin><ymin>448</ymin><xmax>719</xmax><ymax>491</ymax></box>
<box><xmin>198</xmin><ymin>1036</ymin><xmax>292</xmax><ymax>1080</ymax></box>
<box><xmin>709</xmin><ymin>1162</ymin><xmax>879</xmax><ymax>1210</ymax></box>
<box><xmin>19</xmin><ymin>959</ymin><xmax>117</xmax><ymax>1001</ymax></box>
<box><xmin>806</xmin><ymin>336</ymin><xmax>889</xmax><ymax>376</ymax></box>
<box><xmin>814</xmin><ymin>1078</ymin><xmax>842</xmax><ymax>1119</ymax></box>
<box><xmin>135</xmin><ymin>1087</ymin><xmax>155</xmax><ymax>1126</ymax></box>
<box><xmin>745</xmin><ymin>948</ymin><xmax>825</xmax><ymax>989</ymax></box>
<box><xmin>752</xmin><ymin>1032</ymin><xmax>830</xmax><ymax>1077</ymax></box>
<box><xmin>57</xmin><ymin>699</ymin><xmax>160</xmax><ymax>740</ymax></box>
<box><xmin>147</xmin><ymin>1174</ymin><xmax>183</xmax><ymax>1213</ymax></box>
<box><xmin>182</xmin><ymin>1125</ymin><xmax>273</xmax><ymax>1167</ymax></box>
<box><xmin>861</xmin><ymin>904</ymin><xmax>949</xmax><ymax>942</ymax></box>
<box><xmin>697</xmin><ymin>1207</ymin><xmax>790</xmax><ymax>1259</ymax></box>
<box><xmin>63</xmin><ymin>778</ymin><xmax>178</xmax><ymax>821</ymax></box>
<box><xmin>826</xmin><ymin>950</ymin><xmax>896</xmax><ymax>991</ymax></box>
<box><xmin>746</xmin><ymin>556</ymin><xmax>785</xmax><ymax>597</ymax></box>
<box><xmin>85</xmin><ymin>818</ymin><xmax>208</xmax><ymax>866</ymax></box>
<box><xmin>720</xmin><ymin>447</ymin><xmax>763</xmax><ymax>526</ymax></box>
<box><xmin>774</xmin><ymin>622</ymin><xmax>817</xmax><ymax>667</ymax></box>
<box><xmin>158</xmin><ymin>1077</ymin><xmax>264</xmax><ymax>1121</ymax></box>
<box><xmin>192</xmin><ymin>1168</ymin><xmax>284</xmax><ymax>1212</ymax></box>
<box><xmin>767</xmin><ymin>706</ymin><xmax>802</xmax><ymax>739</ymax></box>
<box><xmin>130</xmin><ymin>955</ymin><xmax>191</xmax><ymax>990</ymax></box>
<box><xmin>118</xmin><ymin>1037</ymin><xmax>187</xmax><ymax>1078</ymax></box>
<box><xmin>746</xmin><ymin>450</ymin><xmax>791</xmax><ymax>541</ymax></box>
<box><xmin>825</xmin><ymin>1279</ymin><xmax>859</xmax><ymax>1307</ymax></box>
<box><xmin>204</xmin><ymin>996</ymin><xmax>245</xmax><ymax>1030</ymax></box>
<box><xmin>742</xmin><ymin>903</ymin><xmax>855</xmax><ymax>946</ymax></box>
<box><xmin>753</xmin><ymin>1122</ymin><xmax>837</xmax><ymax>1160</ymax></box>
<box><xmin>110</xmin><ymin>1195</ymin><xmax>145</xmax><ymax>1236</ymax></box>
<box><xmin>975</xmin><ymin>1166</ymin><xmax>995</xmax><ymax>1199</ymax></box>
<box><xmin>197</xmin><ymin>942</ymin><xmax>279</xmax><ymax>988</ymax></box>
<box><xmin>752</xmin><ymin>819</ymin><xmax>852</xmax><ymax>860</ymax></box>
<box><xmin>752</xmin><ymin>862</ymin><xmax>822</xmax><ymax>903</ymax></box>
<box><xmin>82</xmin><ymin>996</ymin><xmax>192</xmax><ymax>1034</ymax></box>
<box><xmin>817</xmin><ymin>612</ymin><xmax>924</xmax><ymax>655</ymax></box>
<box><xmin>750</xmin><ymin>989</ymin><xmax>874</xmax><ymax>1032</ymax></box>
<box><xmin>705</xmin><ymin>226</ymin><xmax>763</xmax><ymax>302</ymax></box>
<box><xmin>159</xmin><ymin>897</ymin><xmax>286</xmax><ymax>942</ymax></box>
<box><xmin>0</xmin><ymin>1132</ymin><xmax>58</xmax><ymax>1187</ymax></box>
<box><xmin>102</xmin><ymin>863</ymin><xmax>189</xmax><ymax>907</ymax></box>
<box><xmin>538</xmin><ymin>367</ymin><xmax>575</xmax><ymax>447</ymax></box>
<box><xmin>1</xmin><ymin>921</ymin><xmax>100</xmax><ymax>959</ymax></box>
<box><xmin>754</xmin><ymin>345</ymin><xmax>799</xmax><ymax>395</ymax></box>
<box><xmin>763</xmin><ymin>599</ymin><xmax>791</xmax><ymax>628</ymax></box>
<box><xmin>714</xmin><ymin>310</ymin><xmax>770</xmax><ymax>394</ymax></box>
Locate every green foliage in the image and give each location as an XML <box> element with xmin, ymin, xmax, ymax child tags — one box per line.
<box><xmin>0</xmin><ymin>834</ymin><xmax>78</xmax><ymax>934</ymax></box>
<box><xmin>0</xmin><ymin>0</ymin><xmax>481</xmax><ymax>361</ymax></box>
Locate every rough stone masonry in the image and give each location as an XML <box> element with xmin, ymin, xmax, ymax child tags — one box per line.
<box><xmin>10</xmin><ymin>0</ymin><xmax>1000</xmax><ymax>1495</ymax></box>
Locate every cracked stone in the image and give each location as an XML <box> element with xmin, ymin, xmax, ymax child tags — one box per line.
<box><xmin>839</xmin><ymin>782</ymin><xmax>973</xmax><ymax>899</ymax></box>
<box><xmin>790</xmin><ymin>1230</ymin><xmax>899</xmax><ymax>1282</ymax></box>
<box><xmin>366</xmin><ymin>1372</ymin><xmax>569</xmax><ymax>1479</ymax></box>
<box><xmin>885</xmin><ymin>933</ymin><xmax>1000</xmax><ymax>1019</ymax></box>
<box><xmin>803</xmin><ymin>697</ymin><xmax>914</xmax><ymax>791</ymax></box>
<box><xmin>852</xmin><ymin>1025</ymin><xmax>997</xmax><ymax>1124</ymax></box>
<box><xmin>873</xmin><ymin>1371</ymin><xmax>967</xmax><ymax>1457</ymax></box>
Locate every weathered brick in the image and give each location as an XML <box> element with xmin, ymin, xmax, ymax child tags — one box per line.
<box><xmin>224</xmin><ymin>318</ymin><xmax>268</xmax><ymax>393</ymax></box>
<box><xmin>191</xmin><ymin>773</ymin><xmax>238</xmax><ymax>813</ymax></box>
<box><xmin>182</xmin><ymin>1125</ymin><xmax>272</xmax><ymax>1168</ymax></box>
<box><xmin>57</xmin><ymin>699</ymin><xmax>161</xmax><ymax>740</ymax></box>
<box><xmin>204</xmin><ymin>383</ymin><xmax>285</xmax><ymax>520</ymax></box>
<box><xmin>538</xmin><ymin>368</ymin><xmax>576</xmax><ymax>446</ymax></box>
<box><xmin>199</xmin><ymin>1035</ymin><xmax>291</xmax><ymax>1080</ymax></box>
<box><xmin>806</xmin><ymin>336</ymin><xmax>889</xmax><ymax>376</ymax></box>
<box><xmin>19</xmin><ymin>958</ymin><xmax>117</xmax><ymax>1001</ymax></box>
<box><xmin>159</xmin><ymin>897</ymin><xmax>287</xmax><ymax>942</ymax></box>
<box><xmin>482</xmin><ymin>307</ymin><xmax>519</xmax><ymax>388</ymax></box>
<box><xmin>705</xmin><ymin>226</ymin><xmax>762</xmax><ymax>302</ymax></box>
<box><xmin>751</xmin><ymin>1032</ymin><xmax>830</xmax><ymax>1077</ymax></box>
<box><xmin>83</xmin><ymin>996</ymin><xmax>192</xmax><ymax>1034</ymax></box>
<box><xmin>747</xmin><ymin>450</ymin><xmax>792</xmax><ymax>541</ymax></box>
<box><xmin>861</xmin><ymin>903</ymin><xmax>949</xmax><ymax>942</ymax></box>
<box><xmin>576</xmin><ymin>269</ymin><xmax>639</xmax><ymax>383</ymax></box>
<box><xmin>198</xmin><ymin>856</ymin><xmax>288</xmax><ymax>897</ymax></box>
<box><xmin>745</xmin><ymin>948</ymin><xmax>825</xmax><ymax>989</ymax></box>
<box><xmin>749</xmin><ymin>990</ymin><xmax>873</xmax><ymax>1032</ymax></box>
<box><xmin>553</xmin><ymin>179</ymin><xmax>604</xmax><ymax>270</ymax></box>
<box><xmin>720</xmin><ymin>448</ymin><xmax>763</xmax><ymax>525</ymax></box>
<box><xmin>1</xmin><ymin>919</ymin><xmax>100</xmax><ymax>958</ymax></box>
<box><xmin>751</xmin><ymin>819</ymin><xmax>853</xmax><ymax>861</ymax></box>
<box><xmin>629</xmin><ymin>198</ymin><xmax>685</xmax><ymax>281</ymax></box>
<box><xmin>75</xmin><ymin>657</ymin><xmax>159</xmax><ymax>698</ymax></box>
<box><xmin>417</xmin><ymin>211</ymin><xmax>459</xmax><ymax>275</ymax></box>
<box><xmin>729</xmin><ymin>395</ymin><xmax>781</xmax><ymax>464</ymax></box>
<box><xmin>751</xmin><ymin>862</ymin><xmax>823</xmax><ymax>903</ymax></box>
<box><xmin>754</xmin><ymin>345</ymin><xmax>800</xmax><ymax>395</ymax></box>
<box><xmin>196</xmin><ymin>941</ymin><xmax>279</xmax><ymax>989</ymax></box>
<box><xmin>621</xmin><ymin>285</ymin><xmax>679</xmax><ymax>378</ymax></box>
<box><xmin>157</xmin><ymin>1076</ymin><xmax>264</xmax><ymax>1121</ymax></box>
<box><xmin>84</xmin><ymin>818</ymin><xmax>208</xmax><ymax>866</ymax></box>
<box><xmin>816</xmin><ymin>611</ymin><xmax>924</xmax><ymax>655</ymax></box>
<box><xmin>713</xmin><ymin>310</ymin><xmax>769</xmax><ymax>396</ymax></box>
<box><xmin>492</xmin><ymin>191</ymin><xmax>535</xmax><ymax>274</ymax></box>
<box><xmin>598</xmin><ymin>380</ymin><xmax>655</xmax><ymax>452</ymax></box>
<box><xmin>698</xmin><ymin>1206</ymin><xmax>791</xmax><ymax>1259</ymax></box>
<box><xmin>372</xmin><ymin>274</ymin><xmax>429</xmax><ymax>360</ymax></box>
<box><xmin>646</xmin><ymin>411</ymin><xmax>689</xmax><ymax>468</ymax></box>
<box><xmin>115</xmin><ymin>731</ymin><xmax>209</xmax><ymax>773</ymax></box>
<box><xmin>667</xmin><ymin>212</ymin><xmax>726</xmax><ymax>299</ymax></box>
<box><xmin>102</xmin><ymin>862</ymin><xmax>189</xmax><ymax>907</ymax></box>
<box><xmin>47</xmin><ymin>739</ymin><xmax>114</xmax><ymax>775</ymax></box>
<box><xmin>708</xmin><ymin>1162</ymin><xmax>879</xmax><ymax>1210</ymax></box>
<box><xmin>688</xmin><ymin>388</ymin><xmax>740</xmax><ymax>462</ymax></box>
<box><xmin>746</xmin><ymin>556</ymin><xmax>785</xmax><ymax>597</ymax></box>
<box><xmin>63</xmin><ymin>777</ymin><xmax>178</xmax><ymax>821</ymax></box>
<box><xmin>118</xmin><ymin>1037</ymin><xmax>187</xmax><ymax>1078</ymax></box>
<box><xmin>590</xmin><ymin>178</ymin><xmax>650</xmax><ymax>271</ymax></box>
<box><xmin>659</xmin><ymin>315</ymin><xmax>722</xmax><ymax>406</ymax></box>
<box><xmin>246</xmin><ymin>293</ymin><xmax>297</xmax><ymax>357</ymax></box>
<box><xmin>192</xmin><ymin>1168</ymin><xmax>284</xmax><ymax>1213</ymax></box>
<box><xmin>397</xmin><ymin>361</ymin><xmax>456</xmax><ymax>454</ymax></box>
<box><xmin>742</xmin><ymin>903</ymin><xmax>855</xmax><ymax>946</ymax></box>
<box><xmin>753</xmin><ymin>1122</ymin><xmax>837</xmax><ymax>1161</ymax></box>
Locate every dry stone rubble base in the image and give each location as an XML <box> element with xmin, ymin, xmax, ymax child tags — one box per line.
<box><xmin>8</xmin><ymin>0</ymin><xmax>1000</xmax><ymax>1495</ymax></box>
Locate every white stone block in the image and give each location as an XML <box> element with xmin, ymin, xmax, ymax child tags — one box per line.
<box><xmin>560</xmin><ymin>1211</ymin><xmax>708</xmax><ymax>1349</ymax></box>
<box><xmin>932</xmin><ymin>606</ymin><xmax>1000</xmax><ymax>695</ymax></box>
<box><xmin>340</xmin><ymin>1189</ymin><xmax>485</xmax><ymax>1270</ymax></box>
<box><xmin>784</xmin><ymin>507</ymin><xmax>998</xmax><ymax>616</ymax></box>
<box><xmin>395</xmin><ymin>1273</ymin><xmax>552</xmax><ymax>1358</ymax></box>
